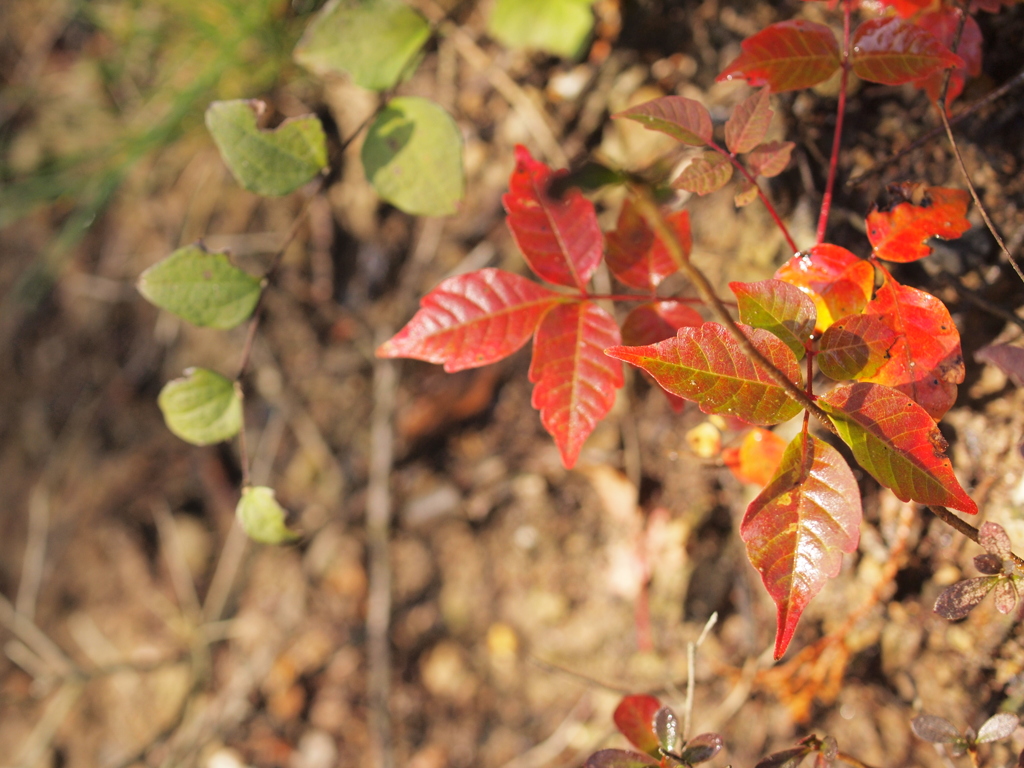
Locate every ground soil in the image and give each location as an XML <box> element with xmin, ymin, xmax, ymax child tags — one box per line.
<box><xmin>3</xmin><ymin>1</ymin><xmax>1024</xmax><ymax>768</ymax></box>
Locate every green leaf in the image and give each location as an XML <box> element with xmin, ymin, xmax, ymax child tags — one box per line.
<box><xmin>820</xmin><ymin>382</ymin><xmax>978</xmax><ymax>515</ymax></box>
<box><xmin>362</xmin><ymin>97</ymin><xmax>464</xmax><ymax>217</ymax></box>
<box><xmin>730</xmin><ymin>279</ymin><xmax>816</xmax><ymax>361</ymax></box>
<box><xmin>488</xmin><ymin>0</ymin><xmax>595</xmax><ymax>58</ymax></box>
<box><xmin>293</xmin><ymin>0</ymin><xmax>430</xmax><ymax>91</ymax></box>
<box><xmin>138</xmin><ymin>245</ymin><xmax>263</xmax><ymax>329</ymax></box>
<box><xmin>205</xmin><ymin>100</ymin><xmax>327</xmax><ymax>196</ymax></box>
<box><xmin>236</xmin><ymin>486</ymin><xmax>299</xmax><ymax>544</ymax></box>
<box><xmin>158</xmin><ymin>368</ymin><xmax>242</xmax><ymax>446</ymax></box>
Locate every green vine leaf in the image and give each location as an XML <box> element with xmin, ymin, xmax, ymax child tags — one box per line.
<box><xmin>362</xmin><ymin>97</ymin><xmax>465</xmax><ymax>217</ymax></box>
<box><xmin>205</xmin><ymin>100</ymin><xmax>327</xmax><ymax>197</ymax></box>
<box><xmin>158</xmin><ymin>368</ymin><xmax>242</xmax><ymax>446</ymax></box>
<box><xmin>237</xmin><ymin>486</ymin><xmax>299</xmax><ymax>544</ymax></box>
<box><xmin>293</xmin><ymin>0</ymin><xmax>430</xmax><ymax>91</ymax></box>
<box><xmin>488</xmin><ymin>0</ymin><xmax>596</xmax><ymax>58</ymax></box>
<box><xmin>137</xmin><ymin>245</ymin><xmax>263</xmax><ymax>329</ymax></box>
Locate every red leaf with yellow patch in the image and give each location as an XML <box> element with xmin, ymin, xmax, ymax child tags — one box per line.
<box><xmin>717</xmin><ymin>20</ymin><xmax>841</xmax><ymax>93</ymax></box>
<box><xmin>820</xmin><ymin>382</ymin><xmax>977</xmax><ymax>514</ymax></box>
<box><xmin>741</xmin><ymin>433</ymin><xmax>861</xmax><ymax>659</ymax></box>
<box><xmin>503</xmin><ymin>145</ymin><xmax>603</xmax><ymax>290</ymax></box>
<box><xmin>529</xmin><ymin>301</ymin><xmax>624</xmax><ymax>468</ymax></box>
<box><xmin>775</xmin><ymin>244</ymin><xmax>875</xmax><ymax>333</ymax></box>
<box><xmin>862</xmin><ymin>273</ymin><xmax>964</xmax><ymax>420</ymax></box>
<box><xmin>866</xmin><ymin>184</ymin><xmax>971</xmax><ymax>263</ymax></box>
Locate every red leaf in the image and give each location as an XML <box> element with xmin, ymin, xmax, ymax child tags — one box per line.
<box><xmin>674</xmin><ymin>152</ymin><xmax>733</xmax><ymax>195</ymax></box>
<box><xmin>862</xmin><ymin>273</ymin><xmax>964</xmax><ymax>420</ymax></box>
<box><xmin>621</xmin><ymin>302</ymin><xmax>703</xmax><ymax>346</ymax></box>
<box><xmin>724</xmin><ymin>427</ymin><xmax>788</xmax><ymax>486</ymax></box>
<box><xmin>717</xmin><ymin>20</ymin><xmax>841</xmax><ymax>93</ymax></box>
<box><xmin>725</xmin><ymin>88</ymin><xmax>773</xmax><ymax>155</ymax></box>
<box><xmin>866</xmin><ymin>184</ymin><xmax>971</xmax><ymax>263</ymax></box>
<box><xmin>976</xmin><ymin>344</ymin><xmax>1024</xmax><ymax>387</ymax></box>
<box><xmin>741</xmin><ymin>433</ymin><xmax>861</xmax><ymax>659</ymax></box>
<box><xmin>376</xmin><ymin>268</ymin><xmax>562</xmax><ymax>371</ymax></box>
<box><xmin>613</xmin><ymin>695</ymin><xmax>662</xmax><ymax>757</ymax></box>
<box><xmin>605</xmin><ymin>323</ymin><xmax>803</xmax><ymax>425</ymax></box>
<box><xmin>613</xmin><ymin>96</ymin><xmax>713</xmax><ymax>146</ymax></box>
<box><xmin>820</xmin><ymin>382</ymin><xmax>978</xmax><ymax>514</ymax></box>
<box><xmin>874</xmin><ymin>0</ymin><xmax>932</xmax><ymax>17</ymax></box>
<box><xmin>913</xmin><ymin>11</ymin><xmax>982</xmax><ymax>106</ymax></box>
<box><xmin>817</xmin><ymin>314</ymin><xmax>899</xmax><ymax>380</ymax></box>
<box><xmin>606</xmin><ymin>201</ymin><xmax>688</xmax><ymax>290</ymax></box>
<box><xmin>746</xmin><ymin>141</ymin><xmax>795</xmax><ymax>178</ymax></box>
<box><xmin>503</xmin><ymin>145</ymin><xmax>603</xmax><ymax>290</ymax></box>
<box><xmin>851</xmin><ymin>17</ymin><xmax>964</xmax><ymax>86</ymax></box>
<box><xmin>775</xmin><ymin>244</ymin><xmax>874</xmax><ymax>333</ymax></box>
<box><xmin>730</xmin><ymin>278</ymin><xmax>817</xmax><ymax>360</ymax></box>
<box><xmin>530</xmin><ymin>301</ymin><xmax>624</xmax><ymax>468</ymax></box>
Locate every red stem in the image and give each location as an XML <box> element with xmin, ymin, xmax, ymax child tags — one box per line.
<box><xmin>709</xmin><ymin>139</ymin><xmax>799</xmax><ymax>254</ymax></box>
<box><xmin>816</xmin><ymin>0</ymin><xmax>852</xmax><ymax>244</ymax></box>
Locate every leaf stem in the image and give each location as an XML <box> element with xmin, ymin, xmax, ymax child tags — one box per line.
<box><xmin>816</xmin><ymin>0</ymin><xmax>852</xmax><ymax>244</ymax></box>
<box><xmin>708</xmin><ymin>139</ymin><xmax>799</xmax><ymax>253</ymax></box>
<box><xmin>630</xmin><ymin>186</ymin><xmax>837</xmax><ymax>435</ymax></box>
<box><xmin>927</xmin><ymin>505</ymin><xmax>1024</xmax><ymax>570</ymax></box>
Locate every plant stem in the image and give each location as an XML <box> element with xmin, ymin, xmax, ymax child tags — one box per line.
<box><xmin>630</xmin><ymin>186</ymin><xmax>838</xmax><ymax>434</ymax></box>
<box><xmin>927</xmin><ymin>506</ymin><xmax>1024</xmax><ymax>570</ymax></box>
<box><xmin>708</xmin><ymin>139</ymin><xmax>799</xmax><ymax>253</ymax></box>
<box><xmin>816</xmin><ymin>0</ymin><xmax>852</xmax><ymax>244</ymax></box>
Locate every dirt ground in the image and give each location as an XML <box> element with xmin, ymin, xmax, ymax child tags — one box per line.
<box><xmin>3</xmin><ymin>1</ymin><xmax>1024</xmax><ymax>767</ymax></box>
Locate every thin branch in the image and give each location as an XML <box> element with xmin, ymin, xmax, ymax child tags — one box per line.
<box><xmin>816</xmin><ymin>0</ymin><xmax>852</xmax><ymax>244</ymax></box>
<box><xmin>927</xmin><ymin>506</ymin><xmax>1024</xmax><ymax>571</ymax></box>
<box><xmin>630</xmin><ymin>186</ymin><xmax>839</xmax><ymax>436</ymax></box>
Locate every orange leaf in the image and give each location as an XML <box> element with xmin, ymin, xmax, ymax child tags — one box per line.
<box><xmin>717</xmin><ymin>20</ymin><xmax>841</xmax><ymax>93</ymax></box>
<box><xmin>775</xmin><ymin>244</ymin><xmax>874</xmax><ymax>333</ymax></box>
<box><xmin>724</xmin><ymin>428</ymin><xmax>787</xmax><ymax>486</ymax></box>
<box><xmin>866</xmin><ymin>184</ymin><xmax>971</xmax><ymax>263</ymax></box>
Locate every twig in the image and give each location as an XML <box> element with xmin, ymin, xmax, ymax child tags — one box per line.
<box><xmin>630</xmin><ymin>186</ymin><xmax>839</xmax><ymax>436</ymax></box>
<box><xmin>16</xmin><ymin>484</ymin><xmax>50</xmax><ymax>622</ymax></box>
<box><xmin>0</xmin><ymin>592</ymin><xmax>75</xmax><ymax>678</ymax></box>
<box><xmin>682</xmin><ymin>612</ymin><xmax>717</xmax><ymax>740</ymax></box>
<box><xmin>497</xmin><ymin>694</ymin><xmax>594</xmax><ymax>768</ymax></box>
<box><xmin>816</xmin><ymin>0</ymin><xmax>852</xmax><ymax>244</ymax></box>
<box><xmin>13</xmin><ymin>681</ymin><xmax>83</xmax><ymax>768</ymax></box>
<box><xmin>927</xmin><ymin>506</ymin><xmax>1024</xmax><ymax>570</ymax></box>
<box><xmin>152</xmin><ymin>500</ymin><xmax>204</xmax><ymax>625</ymax></box>
<box><xmin>935</xmin><ymin>272</ymin><xmax>1024</xmax><ymax>335</ymax></box>
<box><xmin>201</xmin><ymin>519</ymin><xmax>249</xmax><ymax>624</ymax></box>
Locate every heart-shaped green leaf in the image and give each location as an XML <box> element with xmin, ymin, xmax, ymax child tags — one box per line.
<box><xmin>237</xmin><ymin>486</ymin><xmax>299</xmax><ymax>544</ymax></box>
<box><xmin>362</xmin><ymin>97</ymin><xmax>465</xmax><ymax>217</ymax></box>
<box><xmin>138</xmin><ymin>245</ymin><xmax>262</xmax><ymax>329</ymax></box>
<box><xmin>293</xmin><ymin>0</ymin><xmax>430</xmax><ymax>91</ymax></box>
<box><xmin>205</xmin><ymin>100</ymin><xmax>327</xmax><ymax>196</ymax></box>
<box><xmin>158</xmin><ymin>368</ymin><xmax>242</xmax><ymax>446</ymax></box>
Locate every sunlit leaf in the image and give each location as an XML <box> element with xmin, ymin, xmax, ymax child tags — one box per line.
<box><xmin>375</xmin><ymin>268</ymin><xmax>563</xmax><ymax>371</ymax></box>
<box><xmin>606</xmin><ymin>323</ymin><xmax>803</xmax><ymax>426</ymax></box>
<box><xmin>862</xmin><ymin>274</ymin><xmax>964</xmax><ymax>420</ymax></box>
<box><xmin>741</xmin><ymin>433</ymin><xmax>861</xmax><ymax>659</ymax></box>
<box><xmin>613</xmin><ymin>695</ymin><xmax>662</xmax><ymax>757</ymax></box>
<box><xmin>530</xmin><ymin>302</ymin><xmax>623</xmax><ymax>468</ymax></box>
<box><xmin>912</xmin><ymin>714</ymin><xmax>963</xmax><ymax>743</ymax></box>
<box><xmin>504</xmin><ymin>145</ymin><xmax>603</xmax><ymax>290</ymax></box>
<box><xmin>613</xmin><ymin>96</ymin><xmax>713</xmax><ymax>146</ymax></box>
<box><xmin>817</xmin><ymin>314</ymin><xmax>899</xmax><ymax>380</ymax></box>
<box><xmin>820</xmin><ymin>382</ymin><xmax>978</xmax><ymax>514</ymax></box>
<box><xmin>205</xmin><ymin>100</ymin><xmax>327</xmax><ymax>197</ymax></box>
<box><xmin>605</xmin><ymin>200</ymin><xmax>687</xmax><ymax>290</ymax></box>
<box><xmin>293</xmin><ymin>0</ymin><xmax>429</xmax><ymax>91</ymax></box>
<box><xmin>913</xmin><ymin>11</ymin><xmax>982</xmax><ymax>106</ymax></box>
<box><xmin>992</xmin><ymin>580</ymin><xmax>1019</xmax><ymax>616</ymax></box>
<box><xmin>362</xmin><ymin>97</ymin><xmax>465</xmax><ymax>217</ymax></box>
<box><xmin>726</xmin><ymin>88</ymin><xmax>773</xmax><ymax>155</ymax></box>
<box><xmin>487</xmin><ymin>0</ymin><xmax>596</xmax><ymax>58</ymax></box>
<box><xmin>934</xmin><ymin>577</ymin><xmax>998</xmax><ymax>620</ymax></box>
<box><xmin>851</xmin><ymin>17</ymin><xmax>964</xmax><ymax>86</ymax></box>
<box><xmin>654</xmin><ymin>707</ymin><xmax>681</xmax><ymax>754</ymax></box>
<box><xmin>674</xmin><ymin>152</ymin><xmax>733</xmax><ymax>195</ymax></box>
<box><xmin>723</xmin><ymin>427</ymin><xmax>787</xmax><ymax>487</ymax></box>
<box><xmin>621</xmin><ymin>302</ymin><xmax>703</xmax><ymax>346</ymax></box>
<box><xmin>731</xmin><ymin>278</ymin><xmax>816</xmax><ymax>360</ymax></box>
<box><xmin>678</xmin><ymin>733</ymin><xmax>725</xmax><ymax>765</ymax></box>
<box><xmin>138</xmin><ymin>245</ymin><xmax>262</xmax><ymax>329</ymax></box>
<box><xmin>158</xmin><ymin>368</ymin><xmax>242</xmax><ymax>446</ymax></box>
<box><xmin>866</xmin><ymin>184</ymin><xmax>971</xmax><ymax>263</ymax></box>
<box><xmin>583</xmin><ymin>750</ymin><xmax>659</xmax><ymax>768</ymax></box>
<box><xmin>978</xmin><ymin>713</ymin><xmax>1019</xmax><ymax>743</ymax></box>
<box><xmin>746</xmin><ymin>141</ymin><xmax>795</xmax><ymax>178</ymax></box>
<box><xmin>236</xmin><ymin>486</ymin><xmax>299</xmax><ymax>544</ymax></box>
<box><xmin>980</xmin><ymin>521</ymin><xmax>1013</xmax><ymax>559</ymax></box>
<box><xmin>717</xmin><ymin>20</ymin><xmax>841</xmax><ymax>93</ymax></box>
<box><xmin>734</xmin><ymin>178</ymin><xmax>760</xmax><ymax>208</ymax></box>
<box><xmin>976</xmin><ymin>344</ymin><xmax>1024</xmax><ymax>387</ymax></box>
<box><xmin>775</xmin><ymin>244</ymin><xmax>874</xmax><ymax>333</ymax></box>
